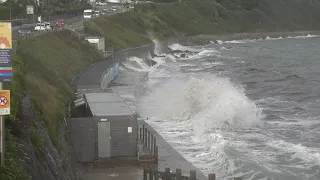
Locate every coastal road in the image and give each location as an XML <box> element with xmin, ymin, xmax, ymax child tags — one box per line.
<box><xmin>12</xmin><ymin>4</ymin><xmax>129</xmax><ymax>39</ymax></box>
<box><xmin>12</xmin><ymin>15</ymin><xmax>83</xmax><ymax>39</ymax></box>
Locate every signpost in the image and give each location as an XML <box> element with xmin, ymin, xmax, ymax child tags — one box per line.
<box><xmin>26</xmin><ymin>5</ymin><xmax>34</xmax><ymax>15</ymax></box>
<box><xmin>0</xmin><ymin>22</ymin><xmax>12</xmax><ymax>166</ymax></box>
<box><xmin>0</xmin><ymin>90</ymin><xmax>10</xmax><ymax>115</ymax></box>
<box><xmin>137</xmin><ymin>117</ymin><xmax>148</xmax><ymax>121</ymax></box>
<box><xmin>26</xmin><ymin>5</ymin><xmax>35</xmax><ymax>23</ymax></box>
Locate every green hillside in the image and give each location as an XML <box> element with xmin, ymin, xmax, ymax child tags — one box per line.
<box><xmin>0</xmin><ymin>31</ymin><xmax>101</xmax><ymax>179</ymax></box>
<box><xmin>85</xmin><ymin>0</ymin><xmax>320</xmax><ymax>50</ymax></box>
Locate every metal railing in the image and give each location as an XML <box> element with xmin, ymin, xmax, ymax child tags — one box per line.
<box><xmin>138</xmin><ymin>124</ymin><xmax>159</xmax><ymax>163</ymax></box>
<box><xmin>17</xmin><ymin>27</ymin><xmax>64</xmax><ymax>39</ymax></box>
<box><xmin>143</xmin><ymin>168</ymin><xmax>242</xmax><ymax>180</ymax></box>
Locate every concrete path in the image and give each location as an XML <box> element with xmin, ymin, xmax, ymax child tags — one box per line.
<box><xmin>139</xmin><ymin>121</ymin><xmax>208</xmax><ymax>180</ymax></box>
<box><xmin>79</xmin><ymin>164</ymin><xmax>143</xmax><ymax>180</ymax></box>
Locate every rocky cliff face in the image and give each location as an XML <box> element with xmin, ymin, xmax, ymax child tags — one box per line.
<box><xmin>16</xmin><ymin>96</ymin><xmax>77</xmax><ymax>180</ymax></box>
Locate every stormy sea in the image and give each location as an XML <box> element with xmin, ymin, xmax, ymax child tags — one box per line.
<box><xmin>113</xmin><ymin>35</ymin><xmax>320</xmax><ymax>180</ymax></box>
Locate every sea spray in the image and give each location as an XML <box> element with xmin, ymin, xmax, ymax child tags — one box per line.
<box><xmin>138</xmin><ymin>74</ymin><xmax>263</xmax><ymax>130</ymax></box>
<box><xmin>151</xmin><ymin>38</ymin><xmax>163</xmax><ymax>56</ymax></box>
<box><xmin>147</xmin><ymin>32</ymin><xmax>163</xmax><ymax>56</ymax></box>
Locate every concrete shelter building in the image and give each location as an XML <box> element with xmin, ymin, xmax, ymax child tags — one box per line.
<box><xmin>68</xmin><ymin>92</ymin><xmax>138</xmax><ymax>165</ymax></box>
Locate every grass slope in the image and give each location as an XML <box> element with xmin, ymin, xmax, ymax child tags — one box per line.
<box><xmin>17</xmin><ymin>30</ymin><xmax>101</xmax><ymax>146</ymax></box>
<box><xmin>0</xmin><ymin>30</ymin><xmax>101</xmax><ymax>179</ymax></box>
<box><xmin>85</xmin><ymin>0</ymin><xmax>320</xmax><ymax>50</ymax></box>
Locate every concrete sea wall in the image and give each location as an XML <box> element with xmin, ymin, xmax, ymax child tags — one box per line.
<box><xmin>76</xmin><ymin>37</ymin><xmax>182</xmax><ymax>91</ymax></box>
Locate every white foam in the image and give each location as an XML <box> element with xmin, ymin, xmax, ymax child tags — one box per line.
<box><xmin>266</xmin><ymin>140</ymin><xmax>320</xmax><ymax>166</ymax></box>
<box><xmin>266</xmin><ymin>36</ymin><xmax>284</xmax><ymax>40</ymax></box>
<box><xmin>211</xmin><ymin>34</ymin><xmax>320</xmax><ymax>45</ymax></box>
<box><xmin>122</xmin><ymin>56</ymin><xmax>150</xmax><ymax>72</ymax></box>
<box><xmin>169</xmin><ymin>43</ymin><xmax>201</xmax><ymax>52</ymax></box>
<box><xmin>185</xmin><ymin>49</ymin><xmax>220</xmax><ymax>60</ymax></box>
<box><xmin>213</xmin><ymin>39</ymin><xmax>259</xmax><ymax>44</ymax></box>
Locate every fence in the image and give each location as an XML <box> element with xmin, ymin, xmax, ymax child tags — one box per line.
<box><xmin>17</xmin><ymin>27</ymin><xmax>64</xmax><ymax>39</ymax></box>
<box><xmin>143</xmin><ymin>168</ymin><xmax>243</xmax><ymax>180</ymax></box>
<box><xmin>138</xmin><ymin>124</ymin><xmax>158</xmax><ymax>164</ymax></box>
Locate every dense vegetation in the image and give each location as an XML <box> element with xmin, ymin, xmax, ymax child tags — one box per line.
<box><xmin>0</xmin><ymin>31</ymin><xmax>101</xmax><ymax>179</ymax></box>
<box><xmin>0</xmin><ymin>55</ymin><xmax>31</xmax><ymax>180</ymax></box>
<box><xmin>85</xmin><ymin>0</ymin><xmax>320</xmax><ymax>50</ymax></box>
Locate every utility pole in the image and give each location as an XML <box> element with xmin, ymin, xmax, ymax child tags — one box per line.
<box><xmin>0</xmin><ymin>83</ymin><xmax>4</xmax><ymax>166</ymax></box>
<box><xmin>9</xmin><ymin>0</ymin><xmax>12</xmax><ymax>21</ymax></box>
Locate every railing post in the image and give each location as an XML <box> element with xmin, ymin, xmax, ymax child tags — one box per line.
<box><xmin>150</xmin><ymin>133</ymin><xmax>154</xmax><ymax>155</ymax></box>
<box><xmin>140</xmin><ymin>127</ymin><xmax>142</xmax><ymax>139</ymax></box>
<box><xmin>153</xmin><ymin>137</ymin><xmax>156</xmax><ymax>155</ymax></box>
<box><xmin>165</xmin><ymin>168</ymin><xmax>170</xmax><ymax>180</ymax></box>
<box><xmin>144</xmin><ymin>127</ymin><xmax>147</xmax><ymax>146</ymax></box>
<box><xmin>148</xmin><ymin>131</ymin><xmax>151</xmax><ymax>151</ymax></box>
<box><xmin>155</xmin><ymin>170</ymin><xmax>159</xmax><ymax>180</ymax></box>
<box><xmin>208</xmin><ymin>174</ymin><xmax>216</xmax><ymax>180</ymax></box>
<box><xmin>190</xmin><ymin>170</ymin><xmax>196</xmax><ymax>180</ymax></box>
<box><xmin>137</xmin><ymin>145</ymin><xmax>140</xmax><ymax>161</ymax></box>
<box><xmin>149</xmin><ymin>169</ymin><xmax>154</xmax><ymax>180</ymax></box>
<box><xmin>143</xmin><ymin>169</ymin><xmax>147</xmax><ymax>180</ymax></box>
<box><xmin>176</xmin><ymin>169</ymin><xmax>181</xmax><ymax>180</ymax></box>
<box><xmin>155</xmin><ymin>146</ymin><xmax>158</xmax><ymax>164</ymax></box>
<box><xmin>142</xmin><ymin>125</ymin><xmax>145</xmax><ymax>142</ymax></box>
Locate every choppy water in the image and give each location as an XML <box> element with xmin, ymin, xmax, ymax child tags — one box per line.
<box><xmin>117</xmin><ymin>35</ymin><xmax>320</xmax><ymax>180</ymax></box>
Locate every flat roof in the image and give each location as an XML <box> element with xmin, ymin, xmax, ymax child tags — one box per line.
<box><xmin>85</xmin><ymin>93</ymin><xmax>123</xmax><ymax>103</ymax></box>
<box><xmin>85</xmin><ymin>92</ymin><xmax>135</xmax><ymax>116</ymax></box>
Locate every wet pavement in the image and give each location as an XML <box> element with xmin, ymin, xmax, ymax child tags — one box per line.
<box><xmin>79</xmin><ymin>164</ymin><xmax>143</xmax><ymax>180</ymax></box>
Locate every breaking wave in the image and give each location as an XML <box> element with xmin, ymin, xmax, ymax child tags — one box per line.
<box><xmin>211</xmin><ymin>34</ymin><xmax>320</xmax><ymax>44</ymax></box>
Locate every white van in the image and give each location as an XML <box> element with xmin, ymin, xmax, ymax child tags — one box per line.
<box><xmin>83</xmin><ymin>9</ymin><xmax>94</xmax><ymax>19</ymax></box>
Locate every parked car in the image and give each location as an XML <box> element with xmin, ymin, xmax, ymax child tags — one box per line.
<box><xmin>34</xmin><ymin>23</ymin><xmax>46</xmax><ymax>31</ymax></box>
<box><xmin>96</xmin><ymin>2</ymin><xmax>107</xmax><ymax>6</ymax></box>
<box><xmin>43</xmin><ymin>22</ymin><xmax>52</xmax><ymax>30</ymax></box>
<box><xmin>94</xmin><ymin>11</ymin><xmax>101</xmax><ymax>17</ymax></box>
<box><xmin>55</xmin><ymin>19</ymin><xmax>65</xmax><ymax>27</ymax></box>
<box><xmin>102</xmin><ymin>9</ymin><xmax>111</xmax><ymax>15</ymax></box>
<box><xmin>18</xmin><ymin>25</ymin><xmax>33</xmax><ymax>36</ymax></box>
